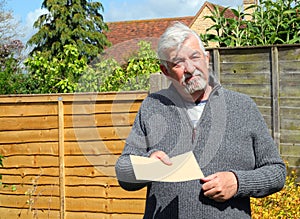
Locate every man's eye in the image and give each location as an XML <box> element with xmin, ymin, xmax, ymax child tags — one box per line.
<box><xmin>191</xmin><ymin>55</ymin><xmax>201</xmax><ymax>60</ymax></box>
<box><xmin>173</xmin><ymin>61</ymin><xmax>184</xmax><ymax>67</ymax></box>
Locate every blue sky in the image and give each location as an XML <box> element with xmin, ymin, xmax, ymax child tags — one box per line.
<box><xmin>6</xmin><ymin>0</ymin><xmax>243</xmax><ymax>43</ymax></box>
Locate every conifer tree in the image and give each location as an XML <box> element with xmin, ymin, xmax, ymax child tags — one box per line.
<box><xmin>27</xmin><ymin>0</ymin><xmax>110</xmax><ymax>61</ymax></box>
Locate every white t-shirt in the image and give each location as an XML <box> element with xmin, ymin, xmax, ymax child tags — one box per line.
<box><xmin>185</xmin><ymin>100</ymin><xmax>207</xmax><ymax>127</ymax></box>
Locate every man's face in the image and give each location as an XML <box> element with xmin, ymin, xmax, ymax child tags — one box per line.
<box><xmin>161</xmin><ymin>35</ymin><xmax>210</xmax><ymax>95</ymax></box>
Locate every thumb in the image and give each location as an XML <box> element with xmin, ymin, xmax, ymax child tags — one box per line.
<box><xmin>150</xmin><ymin>151</ymin><xmax>172</xmax><ymax>166</ymax></box>
<box><xmin>160</xmin><ymin>154</ymin><xmax>172</xmax><ymax>166</ymax></box>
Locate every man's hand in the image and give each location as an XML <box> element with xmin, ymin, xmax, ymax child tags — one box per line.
<box><xmin>201</xmin><ymin>172</ymin><xmax>238</xmax><ymax>202</ymax></box>
<box><xmin>150</xmin><ymin>151</ymin><xmax>172</xmax><ymax>165</ymax></box>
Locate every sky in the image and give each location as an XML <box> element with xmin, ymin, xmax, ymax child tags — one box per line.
<box><xmin>5</xmin><ymin>0</ymin><xmax>244</xmax><ymax>44</ymax></box>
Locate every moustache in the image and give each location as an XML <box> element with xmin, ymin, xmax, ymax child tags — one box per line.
<box><xmin>182</xmin><ymin>69</ymin><xmax>203</xmax><ymax>81</ymax></box>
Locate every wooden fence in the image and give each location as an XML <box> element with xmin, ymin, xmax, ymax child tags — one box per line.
<box><xmin>215</xmin><ymin>45</ymin><xmax>300</xmax><ymax>168</ymax></box>
<box><xmin>0</xmin><ymin>44</ymin><xmax>299</xmax><ymax>218</ymax></box>
<box><xmin>0</xmin><ymin>92</ymin><xmax>148</xmax><ymax>219</ymax></box>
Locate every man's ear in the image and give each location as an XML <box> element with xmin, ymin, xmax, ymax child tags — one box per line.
<box><xmin>160</xmin><ymin>64</ymin><xmax>170</xmax><ymax>77</ymax></box>
<box><xmin>205</xmin><ymin>51</ymin><xmax>210</xmax><ymax>68</ymax></box>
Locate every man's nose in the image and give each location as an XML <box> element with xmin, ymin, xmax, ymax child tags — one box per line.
<box><xmin>183</xmin><ymin>59</ymin><xmax>195</xmax><ymax>73</ymax></box>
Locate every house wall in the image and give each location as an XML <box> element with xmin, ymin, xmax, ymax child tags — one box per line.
<box><xmin>190</xmin><ymin>6</ymin><xmax>219</xmax><ymax>47</ymax></box>
<box><xmin>243</xmin><ymin>0</ymin><xmax>258</xmax><ymax>20</ymax></box>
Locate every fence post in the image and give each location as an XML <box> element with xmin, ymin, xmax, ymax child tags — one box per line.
<box><xmin>58</xmin><ymin>97</ymin><xmax>66</xmax><ymax>219</ymax></box>
<box><xmin>149</xmin><ymin>72</ymin><xmax>170</xmax><ymax>93</ymax></box>
<box><xmin>212</xmin><ymin>49</ymin><xmax>220</xmax><ymax>81</ymax></box>
<box><xmin>271</xmin><ymin>46</ymin><xmax>280</xmax><ymax>150</ymax></box>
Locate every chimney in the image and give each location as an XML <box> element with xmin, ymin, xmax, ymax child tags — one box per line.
<box><xmin>244</xmin><ymin>0</ymin><xmax>258</xmax><ymax>20</ymax></box>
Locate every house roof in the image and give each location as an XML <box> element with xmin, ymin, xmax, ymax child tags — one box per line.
<box><xmin>101</xmin><ymin>1</ymin><xmax>237</xmax><ymax>63</ymax></box>
<box><xmin>106</xmin><ymin>16</ymin><xmax>194</xmax><ymax>46</ymax></box>
<box><xmin>102</xmin><ymin>16</ymin><xmax>194</xmax><ymax>63</ymax></box>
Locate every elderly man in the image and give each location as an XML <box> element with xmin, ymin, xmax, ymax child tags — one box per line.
<box><xmin>115</xmin><ymin>22</ymin><xmax>286</xmax><ymax>218</ymax></box>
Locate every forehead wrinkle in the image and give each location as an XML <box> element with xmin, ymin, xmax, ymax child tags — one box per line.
<box><xmin>167</xmin><ymin>34</ymin><xmax>204</xmax><ymax>63</ymax></box>
<box><xmin>170</xmin><ymin>48</ymin><xmax>201</xmax><ymax>63</ymax></box>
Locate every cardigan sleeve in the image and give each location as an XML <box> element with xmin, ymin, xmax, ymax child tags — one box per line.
<box><xmin>232</xmin><ymin>99</ymin><xmax>286</xmax><ymax>198</ymax></box>
<box><xmin>115</xmin><ymin>103</ymin><xmax>153</xmax><ymax>191</ymax></box>
<box><xmin>115</xmin><ymin>91</ymin><xmax>185</xmax><ymax>191</ymax></box>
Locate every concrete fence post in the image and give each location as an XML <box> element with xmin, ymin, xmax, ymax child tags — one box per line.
<box><xmin>149</xmin><ymin>72</ymin><xmax>171</xmax><ymax>93</ymax></box>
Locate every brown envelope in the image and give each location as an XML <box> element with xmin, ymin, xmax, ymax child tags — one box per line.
<box><xmin>130</xmin><ymin>151</ymin><xmax>204</xmax><ymax>182</ymax></box>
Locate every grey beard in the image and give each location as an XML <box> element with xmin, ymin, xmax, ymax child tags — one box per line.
<box><xmin>181</xmin><ymin>70</ymin><xmax>207</xmax><ymax>94</ymax></box>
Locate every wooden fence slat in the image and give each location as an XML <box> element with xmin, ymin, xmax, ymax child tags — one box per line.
<box><xmin>281</xmin><ymin>144</ymin><xmax>300</xmax><ymax>156</ymax></box>
<box><xmin>64</xmin><ymin>126</ymin><xmax>132</xmax><ymax>141</ymax></box>
<box><xmin>0</xmin><ymin>208</ymin><xmax>60</xmax><ymax>219</ymax></box>
<box><xmin>1</xmin><ymin>155</ymin><xmax>59</xmax><ymax>168</ymax></box>
<box><xmin>220</xmin><ymin>62</ymin><xmax>271</xmax><ymax>74</ymax></box>
<box><xmin>68</xmin><ymin>113</ymin><xmax>136</xmax><ymax>128</ymax></box>
<box><xmin>0</xmin><ymin>116</ymin><xmax>58</xmax><ymax>131</ymax></box>
<box><xmin>0</xmin><ymin>129</ymin><xmax>58</xmax><ymax>144</ymax></box>
<box><xmin>0</xmin><ymin>184</ymin><xmax>59</xmax><ymax>196</ymax></box>
<box><xmin>65</xmin><ymin>212</ymin><xmax>143</xmax><ymax>219</ymax></box>
<box><xmin>281</xmin><ymin>99</ymin><xmax>300</xmax><ymax>109</ymax></box>
<box><xmin>65</xmin><ymin>154</ymin><xmax>118</xmax><ymax>166</ymax></box>
<box><xmin>0</xmin><ymin>167</ymin><xmax>59</xmax><ymax>177</ymax></box>
<box><xmin>66</xmin><ymin>101</ymin><xmax>143</xmax><ymax>115</ymax></box>
<box><xmin>66</xmin><ymin>197</ymin><xmax>145</xmax><ymax>214</ymax></box>
<box><xmin>280</xmin><ymin>130</ymin><xmax>300</xmax><ymax>143</ymax></box>
<box><xmin>65</xmin><ymin>186</ymin><xmax>146</xmax><ymax>199</ymax></box>
<box><xmin>64</xmin><ymin>141</ymin><xmax>125</xmax><ymax>155</ymax></box>
<box><xmin>280</xmin><ymin>85</ymin><xmax>300</xmax><ymax>97</ymax></box>
<box><xmin>65</xmin><ymin>176</ymin><xmax>119</xmax><ymax>186</ymax></box>
<box><xmin>0</xmin><ymin>103</ymin><xmax>58</xmax><ymax>117</ymax></box>
<box><xmin>222</xmin><ymin>84</ymin><xmax>271</xmax><ymax>97</ymax></box>
<box><xmin>0</xmin><ymin>143</ymin><xmax>59</xmax><ymax>156</ymax></box>
<box><xmin>0</xmin><ymin>194</ymin><xmax>60</xmax><ymax>209</ymax></box>
<box><xmin>65</xmin><ymin>166</ymin><xmax>115</xmax><ymax>177</ymax></box>
<box><xmin>220</xmin><ymin>73</ymin><xmax>270</xmax><ymax>85</ymax></box>
<box><xmin>1</xmin><ymin>175</ymin><xmax>60</xmax><ymax>185</ymax></box>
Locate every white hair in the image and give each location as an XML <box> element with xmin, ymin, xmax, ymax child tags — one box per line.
<box><xmin>157</xmin><ymin>22</ymin><xmax>206</xmax><ymax>67</ymax></box>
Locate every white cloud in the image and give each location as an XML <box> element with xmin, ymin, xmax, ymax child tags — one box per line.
<box><xmin>15</xmin><ymin>8</ymin><xmax>48</xmax><ymax>55</ymax></box>
<box><xmin>22</xmin><ymin>8</ymin><xmax>48</xmax><ymax>43</ymax></box>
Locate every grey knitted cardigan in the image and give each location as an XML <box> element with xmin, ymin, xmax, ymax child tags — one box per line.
<box><xmin>115</xmin><ymin>78</ymin><xmax>286</xmax><ymax>219</ymax></box>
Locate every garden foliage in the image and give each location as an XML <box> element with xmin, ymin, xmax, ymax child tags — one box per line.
<box><xmin>77</xmin><ymin>41</ymin><xmax>160</xmax><ymax>92</ymax></box>
<box><xmin>251</xmin><ymin>167</ymin><xmax>300</xmax><ymax>218</ymax></box>
<box><xmin>24</xmin><ymin>44</ymin><xmax>88</xmax><ymax>93</ymax></box>
<box><xmin>22</xmin><ymin>41</ymin><xmax>160</xmax><ymax>93</ymax></box>
<box><xmin>202</xmin><ymin>0</ymin><xmax>300</xmax><ymax>47</ymax></box>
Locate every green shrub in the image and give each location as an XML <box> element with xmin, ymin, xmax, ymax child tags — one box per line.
<box><xmin>24</xmin><ymin>44</ymin><xmax>87</xmax><ymax>93</ymax></box>
<box><xmin>77</xmin><ymin>41</ymin><xmax>160</xmax><ymax>92</ymax></box>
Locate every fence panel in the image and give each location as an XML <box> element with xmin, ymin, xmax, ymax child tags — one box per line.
<box><xmin>0</xmin><ymin>92</ymin><xmax>148</xmax><ymax>219</ymax></box>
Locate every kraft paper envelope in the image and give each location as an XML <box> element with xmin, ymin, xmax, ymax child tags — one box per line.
<box><xmin>130</xmin><ymin>151</ymin><xmax>204</xmax><ymax>182</ymax></box>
